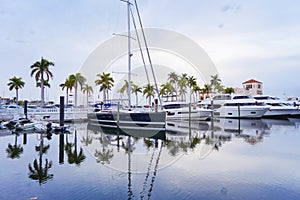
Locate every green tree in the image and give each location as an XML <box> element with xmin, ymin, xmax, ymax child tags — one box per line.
<box><xmin>178</xmin><ymin>73</ymin><xmax>188</xmax><ymax>101</ymax></box>
<box><xmin>187</xmin><ymin>76</ymin><xmax>197</xmax><ymax>102</ymax></box>
<box><xmin>224</xmin><ymin>87</ymin><xmax>235</xmax><ymax>94</ymax></box>
<box><xmin>210</xmin><ymin>74</ymin><xmax>221</xmax><ymax>92</ymax></box>
<box><xmin>131</xmin><ymin>83</ymin><xmax>142</xmax><ymax>106</ymax></box>
<box><xmin>95</xmin><ymin>72</ymin><xmax>114</xmax><ymax>101</ymax></box>
<box><xmin>160</xmin><ymin>82</ymin><xmax>174</xmax><ymax>102</ymax></box>
<box><xmin>82</xmin><ymin>84</ymin><xmax>93</xmax><ymax>106</ymax></box>
<box><xmin>202</xmin><ymin>84</ymin><xmax>212</xmax><ymax>98</ymax></box>
<box><xmin>69</xmin><ymin>73</ymin><xmax>86</xmax><ymax>107</ymax></box>
<box><xmin>192</xmin><ymin>84</ymin><xmax>201</xmax><ymax>102</ymax></box>
<box><xmin>7</xmin><ymin>76</ymin><xmax>25</xmax><ymax>103</ymax></box>
<box><xmin>59</xmin><ymin>76</ymin><xmax>75</xmax><ymax>105</ymax></box>
<box><xmin>30</xmin><ymin>57</ymin><xmax>54</xmax><ymax>106</ymax></box>
<box><xmin>143</xmin><ymin>84</ymin><xmax>155</xmax><ymax>106</ymax></box>
<box><xmin>167</xmin><ymin>72</ymin><xmax>179</xmax><ymax>100</ymax></box>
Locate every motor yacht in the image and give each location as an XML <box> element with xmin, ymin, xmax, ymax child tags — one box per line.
<box><xmin>162</xmin><ymin>101</ymin><xmax>211</xmax><ymax>121</ymax></box>
<box><xmin>199</xmin><ymin>94</ymin><xmax>269</xmax><ymax>118</ymax></box>
<box><xmin>253</xmin><ymin>95</ymin><xmax>298</xmax><ymax>118</ymax></box>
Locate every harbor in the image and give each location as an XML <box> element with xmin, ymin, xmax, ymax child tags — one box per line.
<box><xmin>1</xmin><ymin>118</ymin><xmax>300</xmax><ymax>199</ymax></box>
<box><xmin>1</xmin><ymin>0</ymin><xmax>300</xmax><ymax>199</ymax></box>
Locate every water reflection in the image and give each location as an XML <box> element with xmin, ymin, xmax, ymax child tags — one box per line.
<box><xmin>6</xmin><ymin>132</ymin><xmax>24</xmax><ymax>159</ymax></box>
<box><xmin>1</xmin><ymin>118</ymin><xmax>300</xmax><ymax>199</ymax></box>
<box><xmin>28</xmin><ymin>133</ymin><xmax>53</xmax><ymax>185</ymax></box>
<box><xmin>65</xmin><ymin>130</ymin><xmax>86</xmax><ymax>166</ymax></box>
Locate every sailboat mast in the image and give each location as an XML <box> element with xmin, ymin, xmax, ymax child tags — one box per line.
<box><xmin>127</xmin><ymin>0</ymin><xmax>132</xmax><ymax>108</ymax></box>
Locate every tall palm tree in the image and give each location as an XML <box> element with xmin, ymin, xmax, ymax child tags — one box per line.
<box><xmin>160</xmin><ymin>82</ymin><xmax>174</xmax><ymax>102</ymax></box>
<box><xmin>178</xmin><ymin>73</ymin><xmax>188</xmax><ymax>101</ymax></box>
<box><xmin>187</xmin><ymin>76</ymin><xmax>197</xmax><ymax>102</ymax></box>
<box><xmin>192</xmin><ymin>84</ymin><xmax>201</xmax><ymax>102</ymax></box>
<box><xmin>143</xmin><ymin>84</ymin><xmax>155</xmax><ymax>106</ymax></box>
<box><xmin>167</xmin><ymin>72</ymin><xmax>179</xmax><ymax>100</ymax></box>
<box><xmin>59</xmin><ymin>76</ymin><xmax>75</xmax><ymax>105</ymax></box>
<box><xmin>95</xmin><ymin>72</ymin><xmax>114</xmax><ymax>102</ymax></box>
<box><xmin>7</xmin><ymin>76</ymin><xmax>25</xmax><ymax>103</ymax></box>
<box><xmin>30</xmin><ymin>57</ymin><xmax>54</xmax><ymax>107</ymax></box>
<box><xmin>36</xmin><ymin>80</ymin><xmax>50</xmax><ymax>88</ymax></box>
<box><xmin>69</xmin><ymin>73</ymin><xmax>86</xmax><ymax>107</ymax></box>
<box><xmin>202</xmin><ymin>84</ymin><xmax>212</xmax><ymax>99</ymax></box>
<box><xmin>210</xmin><ymin>74</ymin><xmax>221</xmax><ymax>92</ymax></box>
<box><xmin>131</xmin><ymin>83</ymin><xmax>142</xmax><ymax>106</ymax></box>
<box><xmin>82</xmin><ymin>84</ymin><xmax>93</xmax><ymax>106</ymax></box>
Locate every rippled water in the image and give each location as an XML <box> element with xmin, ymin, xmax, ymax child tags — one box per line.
<box><xmin>1</xmin><ymin>118</ymin><xmax>300</xmax><ymax>200</ymax></box>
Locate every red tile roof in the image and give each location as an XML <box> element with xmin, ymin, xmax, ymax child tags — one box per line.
<box><xmin>242</xmin><ymin>79</ymin><xmax>262</xmax><ymax>84</ymax></box>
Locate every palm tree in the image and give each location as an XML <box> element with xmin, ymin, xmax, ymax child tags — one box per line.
<box><xmin>143</xmin><ymin>84</ymin><xmax>155</xmax><ymax>106</ymax></box>
<box><xmin>69</xmin><ymin>73</ymin><xmax>86</xmax><ymax>107</ymax></box>
<box><xmin>7</xmin><ymin>76</ymin><xmax>25</xmax><ymax>103</ymax></box>
<box><xmin>210</xmin><ymin>74</ymin><xmax>221</xmax><ymax>92</ymax></box>
<box><xmin>192</xmin><ymin>84</ymin><xmax>201</xmax><ymax>102</ymax></box>
<box><xmin>178</xmin><ymin>73</ymin><xmax>188</xmax><ymax>101</ymax></box>
<box><xmin>30</xmin><ymin>57</ymin><xmax>54</xmax><ymax>107</ymax></box>
<box><xmin>160</xmin><ymin>82</ymin><xmax>174</xmax><ymax>102</ymax></box>
<box><xmin>202</xmin><ymin>84</ymin><xmax>212</xmax><ymax>99</ymax></box>
<box><xmin>168</xmin><ymin>72</ymin><xmax>179</xmax><ymax>100</ymax></box>
<box><xmin>59</xmin><ymin>76</ymin><xmax>75</xmax><ymax>105</ymax></box>
<box><xmin>82</xmin><ymin>84</ymin><xmax>93</xmax><ymax>106</ymax></box>
<box><xmin>36</xmin><ymin>80</ymin><xmax>50</xmax><ymax>88</ymax></box>
<box><xmin>131</xmin><ymin>83</ymin><xmax>142</xmax><ymax>106</ymax></box>
<box><xmin>95</xmin><ymin>72</ymin><xmax>114</xmax><ymax>102</ymax></box>
<box><xmin>187</xmin><ymin>76</ymin><xmax>197</xmax><ymax>102</ymax></box>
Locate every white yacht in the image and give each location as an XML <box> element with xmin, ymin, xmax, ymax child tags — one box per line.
<box><xmin>253</xmin><ymin>95</ymin><xmax>298</xmax><ymax>118</ymax></box>
<box><xmin>199</xmin><ymin>94</ymin><xmax>269</xmax><ymax>118</ymax></box>
<box><xmin>162</xmin><ymin>101</ymin><xmax>211</xmax><ymax>121</ymax></box>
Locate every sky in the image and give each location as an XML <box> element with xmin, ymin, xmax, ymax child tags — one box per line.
<box><xmin>1</xmin><ymin>0</ymin><xmax>300</xmax><ymax>103</ymax></box>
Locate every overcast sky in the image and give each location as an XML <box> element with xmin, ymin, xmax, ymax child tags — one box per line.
<box><xmin>1</xmin><ymin>0</ymin><xmax>300</xmax><ymax>102</ymax></box>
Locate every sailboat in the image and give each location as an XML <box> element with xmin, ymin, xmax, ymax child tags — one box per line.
<box><xmin>87</xmin><ymin>0</ymin><xmax>166</xmax><ymax>134</ymax></box>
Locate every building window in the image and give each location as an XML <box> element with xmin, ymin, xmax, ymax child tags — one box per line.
<box><xmin>258</xmin><ymin>84</ymin><xmax>261</xmax><ymax>89</ymax></box>
<box><xmin>245</xmin><ymin>84</ymin><xmax>252</xmax><ymax>90</ymax></box>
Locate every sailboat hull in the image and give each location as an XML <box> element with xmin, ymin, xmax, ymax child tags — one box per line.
<box><xmin>87</xmin><ymin>111</ymin><xmax>166</xmax><ymax>131</ymax></box>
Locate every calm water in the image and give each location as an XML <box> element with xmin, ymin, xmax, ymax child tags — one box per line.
<box><xmin>1</xmin><ymin>118</ymin><xmax>300</xmax><ymax>200</ymax></box>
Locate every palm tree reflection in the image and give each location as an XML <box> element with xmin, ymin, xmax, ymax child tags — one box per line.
<box><xmin>6</xmin><ymin>133</ymin><xmax>23</xmax><ymax>159</ymax></box>
<box><xmin>65</xmin><ymin>130</ymin><xmax>86</xmax><ymax>166</ymax></box>
<box><xmin>28</xmin><ymin>133</ymin><xmax>53</xmax><ymax>185</ymax></box>
<box><xmin>94</xmin><ymin>131</ymin><xmax>114</xmax><ymax>164</ymax></box>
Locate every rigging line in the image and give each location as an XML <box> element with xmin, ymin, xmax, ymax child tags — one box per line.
<box><xmin>147</xmin><ymin>141</ymin><xmax>164</xmax><ymax>200</ymax></box>
<box><xmin>133</xmin><ymin>0</ymin><xmax>163</xmax><ymax>108</ymax></box>
<box><xmin>140</xmin><ymin>145</ymin><xmax>157</xmax><ymax>199</ymax></box>
<box><xmin>129</xmin><ymin>6</ymin><xmax>151</xmax><ymax>85</ymax></box>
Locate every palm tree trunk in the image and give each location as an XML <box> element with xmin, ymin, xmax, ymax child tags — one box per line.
<box><xmin>15</xmin><ymin>89</ymin><xmax>19</xmax><ymax>104</ymax></box>
<box><xmin>41</xmin><ymin>73</ymin><xmax>45</xmax><ymax>107</ymax></box>
<box><xmin>75</xmin><ymin>87</ymin><xmax>78</xmax><ymax>107</ymax></box>
<box><xmin>66</xmin><ymin>90</ymin><xmax>69</xmax><ymax>105</ymax></box>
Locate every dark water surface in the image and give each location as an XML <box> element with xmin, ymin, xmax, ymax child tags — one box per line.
<box><xmin>1</xmin><ymin>118</ymin><xmax>300</xmax><ymax>200</ymax></box>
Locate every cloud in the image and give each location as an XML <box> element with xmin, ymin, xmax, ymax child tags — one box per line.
<box><xmin>221</xmin><ymin>4</ymin><xmax>241</xmax><ymax>12</ymax></box>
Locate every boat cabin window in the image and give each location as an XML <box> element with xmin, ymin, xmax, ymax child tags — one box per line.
<box><xmin>212</xmin><ymin>95</ymin><xmax>231</xmax><ymax>100</ymax></box>
<box><xmin>163</xmin><ymin>103</ymin><xmax>189</xmax><ymax>109</ymax></box>
<box><xmin>232</xmin><ymin>95</ymin><xmax>251</xmax><ymax>99</ymax></box>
